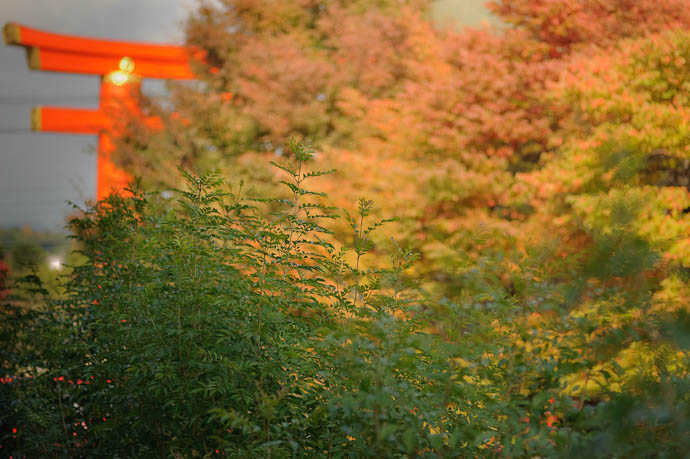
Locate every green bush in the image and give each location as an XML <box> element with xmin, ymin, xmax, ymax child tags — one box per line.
<box><xmin>1</xmin><ymin>142</ymin><xmax>463</xmax><ymax>457</ymax></box>
<box><xmin>2</xmin><ymin>141</ymin><xmax>690</xmax><ymax>457</ymax></box>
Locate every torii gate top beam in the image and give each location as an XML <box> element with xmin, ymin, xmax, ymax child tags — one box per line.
<box><xmin>3</xmin><ymin>22</ymin><xmax>196</xmax><ymax>79</ymax></box>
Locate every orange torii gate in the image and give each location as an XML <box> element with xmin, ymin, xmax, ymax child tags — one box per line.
<box><xmin>2</xmin><ymin>22</ymin><xmax>197</xmax><ymax>200</ymax></box>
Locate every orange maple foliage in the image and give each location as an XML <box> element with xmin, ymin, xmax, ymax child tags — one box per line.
<box><xmin>118</xmin><ymin>0</ymin><xmax>690</xmax><ymax>296</ymax></box>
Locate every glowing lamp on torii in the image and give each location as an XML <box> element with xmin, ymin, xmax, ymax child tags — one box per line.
<box><xmin>2</xmin><ymin>22</ymin><xmax>196</xmax><ymax>200</ymax></box>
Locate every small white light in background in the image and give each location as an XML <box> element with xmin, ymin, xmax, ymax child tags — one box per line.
<box><xmin>48</xmin><ymin>257</ymin><xmax>62</xmax><ymax>271</ymax></box>
<box><xmin>109</xmin><ymin>70</ymin><xmax>129</xmax><ymax>86</ymax></box>
<box><xmin>161</xmin><ymin>190</ymin><xmax>174</xmax><ymax>199</ymax></box>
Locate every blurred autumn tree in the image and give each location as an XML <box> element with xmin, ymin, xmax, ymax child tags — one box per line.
<box><xmin>113</xmin><ymin>1</ymin><xmax>690</xmax><ymax>446</ymax></box>
<box><xmin>119</xmin><ymin>0</ymin><xmax>430</xmax><ymax>191</ymax></box>
<box><xmin>118</xmin><ymin>0</ymin><xmax>690</xmax><ymax>256</ymax></box>
<box><xmin>4</xmin><ymin>2</ymin><xmax>690</xmax><ymax>455</ymax></box>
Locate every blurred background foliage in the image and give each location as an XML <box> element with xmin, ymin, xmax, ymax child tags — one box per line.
<box><xmin>2</xmin><ymin>0</ymin><xmax>690</xmax><ymax>456</ymax></box>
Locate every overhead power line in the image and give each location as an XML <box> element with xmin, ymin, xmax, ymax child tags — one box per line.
<box><xmin>0</xmin><ymin>128</ymin><xmax>32</xmax><ymax>134</ymax></box>
<box><xmin>0</xmin><ymin>96</ymin><xmax>99</xmax><ymax>105</ymax></box>
<box><xmin>0</xmin><ymin>92</ymin><xmax>168</xmax><ymax>105</ymax></box>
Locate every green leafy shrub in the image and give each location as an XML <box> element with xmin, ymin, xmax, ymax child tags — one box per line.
<box><xmin>2</xmin><ymin>142</ymin><xmax>466</xmax><ymax>457</ymax></box>
<box><xmin>3</xmin><ymin>141</ymin><xmax>690</xmax><ymax>457</ymax></box>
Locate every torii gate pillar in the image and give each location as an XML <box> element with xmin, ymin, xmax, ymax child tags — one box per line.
<box><xmin>97</xmin><ymin>59</ymin><xmax>142</xmax><ymax>200</ymax></box>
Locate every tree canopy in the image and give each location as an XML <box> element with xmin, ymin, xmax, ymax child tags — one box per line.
<box><xmin>3</xmin><ymin>0</ymin><xmax>690</xmax><ymax>456</ymax></box>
